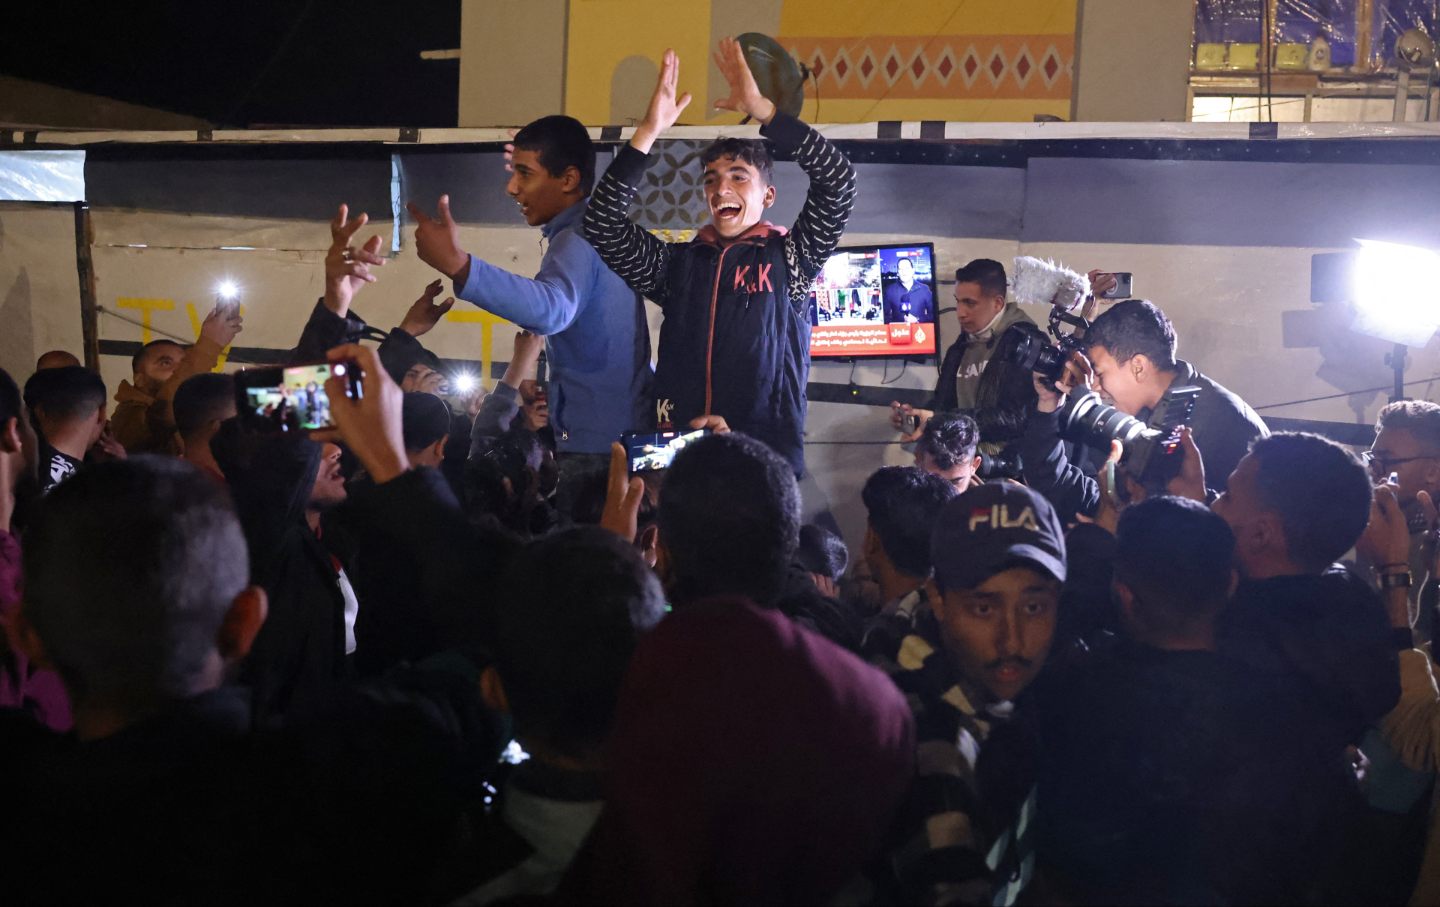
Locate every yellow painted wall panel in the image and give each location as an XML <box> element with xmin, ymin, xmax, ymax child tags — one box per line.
<box><xmin>565</xmin><ymin>0</ymin><xmax>715</xmax><ymax>126</ymax></box>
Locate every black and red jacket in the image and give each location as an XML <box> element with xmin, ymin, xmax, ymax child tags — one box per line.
<box><xmin>585</xmin><ymin>112</ymin><xmax>856</xmax><ymax>474</ymax></box>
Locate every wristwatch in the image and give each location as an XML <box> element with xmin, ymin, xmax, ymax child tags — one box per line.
<box><xmin>1379</xmin><ymin>571</ymin><xmax>1413</xmax><ymax>590</ymax></box>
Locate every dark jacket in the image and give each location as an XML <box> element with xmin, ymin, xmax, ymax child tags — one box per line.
<box><xmin>350</xmin><ymin>468</ymin><xmax>517</xmax><ymax>675</ymax></box>
<box><xmin>1035</xmin><ymin>639</ymin><xmax>1369</xmax><ymax>905</ymax></box>
<box><xmin>289</xmin><ymin>299</ymin><xmax>439</xmax><ymax>386</ymax></box>
<box><xmin>776</xmin><ymin>562</ymin><xmax>863</xmax><ymax>652</ymax></box>
<box><xmin>211</xmin><ymin>427</ymin><xmax>350</xmax><ymax>723</ymax></box>
<box><xmin>1018</xmin><ymin>359</ymin><xmax>1268</xmax><ymax>520</ymax></box>
<box><xmin>585</xmin><ymin>113</ymin><xmax>857</xmax><ymax>475</ymax></box>
<box><xmin>2</xmin><ymin>672</ymin><xmax>504</xmax><ymax>906</ymax></box>
<box><xmin>1220</xmin><ymin>567</ymin><xmax>1401</xmax><ymax>756</ymax></box>
<box><xmin>928</xmin><ymin>304</ymin><xmax>1039</xmax><ymax>414</ymax></box>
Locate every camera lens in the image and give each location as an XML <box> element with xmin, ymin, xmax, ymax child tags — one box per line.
<box><xmin>1057</xmin><ymin>390</ymin><xmax>1156</xmax><ymax>453</ymax></box>
<box><xmin>997</xmin><ymin>328</ymin><xmax>1067</xmax><ymax>381</ymax></box>
<box><xmin>978</xmin><ymin>449</ymin><xmax>1023</xmax><ymax>480</ymax></box>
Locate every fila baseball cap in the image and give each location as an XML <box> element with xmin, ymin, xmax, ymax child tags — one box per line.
<box><xmin>930</xmin><ymin>483</ymin><xmax>1067</xmax><ymax>591</ymax></box>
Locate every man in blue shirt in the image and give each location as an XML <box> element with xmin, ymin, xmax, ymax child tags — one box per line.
<box><xmin>409</xmin><ymin>115</ymin><xmax>652</xmax><ymax>489</ymax></box>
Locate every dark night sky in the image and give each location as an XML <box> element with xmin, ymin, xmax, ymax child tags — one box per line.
<box><xmin>2</xmin><ymin>1</ymin><xmax>461</xmax><ymax>127</ymax></box>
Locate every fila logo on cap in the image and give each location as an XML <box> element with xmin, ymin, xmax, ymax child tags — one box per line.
<box><xmin>968</xmin><ymin>504</ymin><xmax>1039</xmax><ymax>533</ymax></box>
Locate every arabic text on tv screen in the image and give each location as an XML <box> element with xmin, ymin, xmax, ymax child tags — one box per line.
<box><xmin>807</xmin><ymin>243</ymin><xmax>938</xmax><ymax>360</ymax></box>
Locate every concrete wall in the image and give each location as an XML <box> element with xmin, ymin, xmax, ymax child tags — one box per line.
<box><xmin>0</xmin><ymin>203</ymin><xmax>84</xmax><ymax>377</ymax></box>
<box><xmin>1073</xmin><ymin>0</ymin><xmax>1194</xmax><ymax>122</ymax></box>
<box><xmin>457</xmin><ymin>0</ymin><xmax>567</xmax><ymax>127</ymax></box>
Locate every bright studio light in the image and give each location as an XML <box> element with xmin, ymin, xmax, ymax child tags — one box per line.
<box><xmin>216</xmin><ymin>280</ymin><xmax>240</xmax><ymax>300</ymax></box>
<box><xmin>452</xmin><ymin>372</ymin><xmax>477</xmax><ymax>394</ymax></box>
<box><xmin>1350</xmin><ymin>239</ymin><xmax>1440</xmax><ymax>347</ymax></box>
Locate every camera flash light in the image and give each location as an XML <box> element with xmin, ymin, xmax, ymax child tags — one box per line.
<box><xmin>216</xmin><ymin>280</ymin><xmax>240</xmax><ymax>300</ymax></box>
<box><xmin>332</xmin><ymin>364</ymin><xmax>347</xmax><ymax>377</ymax></box>
<box><xmin>453</xmin><ymin>373</ymin><xmax>477</xmax><ymax>394</ymax></box>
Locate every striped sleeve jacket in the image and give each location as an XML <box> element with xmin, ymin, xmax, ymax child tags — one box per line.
<box><xmin>583</xmin><ymin>113</ymin><xmax>857</xmax><ymax>474</ymax></box>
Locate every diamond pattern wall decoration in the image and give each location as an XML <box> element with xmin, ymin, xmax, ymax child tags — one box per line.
<box><xmin>908</xmin><ymin>48</ymin><xmax>930</xmax><ymax>87</ymax></box>
<box><xmin>961</xmin><ymin>45</ymin><xmax>981</xmax><ymax>88</ymax></box>
<box><xmin>934</xmin><ymin>46</ymin><xmax>957</xmax><ymax>85</ymax></box>
<box><xmin>987</xmin><ymin>49</ymin><xmax>1007</xmax><ymax>87</ymax></box>
<box><xmin>883</xmin><ymin>46</ymin><xmax>902</xmax><ymax>85</ymax></box>
<box><xmin>1041</xmin><ymin>46</ymin><xmax>1062</xmax><ymax>87</ymax></box>
<box><xmin>781</xmin><ymin>35</ymin><xmax>1074</xmax><ymax>100</ymax></box>
<box><xmin>857</xmin><ymin>48</ymin><xmax>878</xmax><ymax>87</ymax></box>
<box><xmin>1013</xmin><ymin>46</ymin><xmax>1034</xmax><ymax>89</ymax></box>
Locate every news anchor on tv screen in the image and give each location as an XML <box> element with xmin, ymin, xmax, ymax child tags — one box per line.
<box><xmin>808</xmin><ymin>243</ymin><xmax>939</xmax><ymax>360</ymax></box>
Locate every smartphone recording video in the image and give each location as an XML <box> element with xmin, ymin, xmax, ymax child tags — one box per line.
<box><xmin>622</xmin><ymin>428</ymin><xmax>711</xmax><ymax>473</ymax></box>
<box><xmin>234</xmin><ymin>361</ymin><xmax>361</xmax><ymax>433</ymax></box>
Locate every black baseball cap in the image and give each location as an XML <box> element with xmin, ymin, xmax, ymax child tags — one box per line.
<box><xmin>930</xmin><ymin>483</ymin><xmax>1066</xmax><ymax>591</ymax></box>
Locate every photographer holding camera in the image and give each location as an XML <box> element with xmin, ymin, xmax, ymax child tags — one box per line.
<box><xmin>890</xmin><ymin>259</ymin><xmax>1037</xmax><ymax>441</ymax></box>
<box><xmin>1022</xmin><ymin>299</ymin><xmax>1268</xmax><ymax>521</ymax></box>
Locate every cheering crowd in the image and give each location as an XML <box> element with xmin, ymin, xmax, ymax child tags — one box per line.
<box><xmin>4</xmin><ymin>38</ymin><xmax>1440</xmax><ymax>906</ymax></box>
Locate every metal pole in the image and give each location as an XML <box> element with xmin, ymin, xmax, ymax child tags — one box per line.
<box><xmin>1391</xmin><ymin>342</ymin><xmax>1408</xmax><ymax>403</ymax></box>
<box><xmin>72</xmin><ymin>202</ymin><xmax>100</xmax><ymax>371</ymax></box>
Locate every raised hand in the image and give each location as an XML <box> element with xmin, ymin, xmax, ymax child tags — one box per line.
<box><xmin>1358</xmin><ymin>481</ymin><xmax>1412</xmax><ymax>572</ymax></box>
<box><xmin>398</xmin><ymin>279</ymin><xmax>456</xmax><ymax>338</ymax></box>
<box><xmin>325</xmin><ymin>204</ymin><xmax>386</xmax><ymax>316</ymax></box>
<box><xmin>313</xmin><ymin>344</ymin><xmax>408</xmax><ymax>484</ymax></box>
<box><xmin>632</xmin><ymin>49</ymin><xmax>692</xmax><ymax>153</ymax></box>
<box><xmin>407</xmin><ymin>195</ymin><xmax>469</xmax><ymax>281</ymax></box>
<box><xmin>501</xmin><ymin>330</ymin><xmax>546</xmax><ymax>390</ymax></box>
<box><xmin>502</xmin><ymin>127</ymin><xmax>519</xmax><ymax>172</ymax></box>
<box><xmin>1164</xmin><ymin>426</ymin><xmax>1208</xmax><ymax>503</ymax></box>
<box><xmin>199</xmin><ymin>300</ymin><xmax>244</xmax><ymax>348</ymax></box>
<box><xmin>713</xmin><ymin>35</ymin><xmax>775</xmax><ymax>124</ymax></box>
<box><xmin>601</xmin><ymin>441</ymin><xmax>645</xmax><ymax>543</ymax></box>
<box><xmin>1359</xmin><ymin>482</ymin><xmax>1417</xmax><ymax>631</ymax></box>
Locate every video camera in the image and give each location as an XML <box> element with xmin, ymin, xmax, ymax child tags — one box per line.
<box><xmin>998</xmin><ymin>257</ymin><xmax>1194</xmax><ymax>491</ymax></box>
<box><xmin>996</xmin><ymin>256</ymin><xmax>1096</xmax><ymax>381</ymax></box>
<box><xmin>1061</xmin><ymin>385</ymin><xmax>1201</xmax><ymax>493</ymax></box>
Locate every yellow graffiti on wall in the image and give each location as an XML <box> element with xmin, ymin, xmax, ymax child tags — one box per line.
<box><xmin>114</xmin><ymin>298</ymin><xmax>511</xmax><ymax>380</ymax></box>
<box><xmin>115</xmin><ymin>297</ymin><xmax>240</xmax><ymax>370</ymax></box>
<box><xmin>116</xmin><ymin>297</ymin><xmax>173</xmax><ymax>340</ymax></box>
<box><xmin>443</xmin><ymin>308</ymin><xmax>512</xmax><ymax>381</ymax></box>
